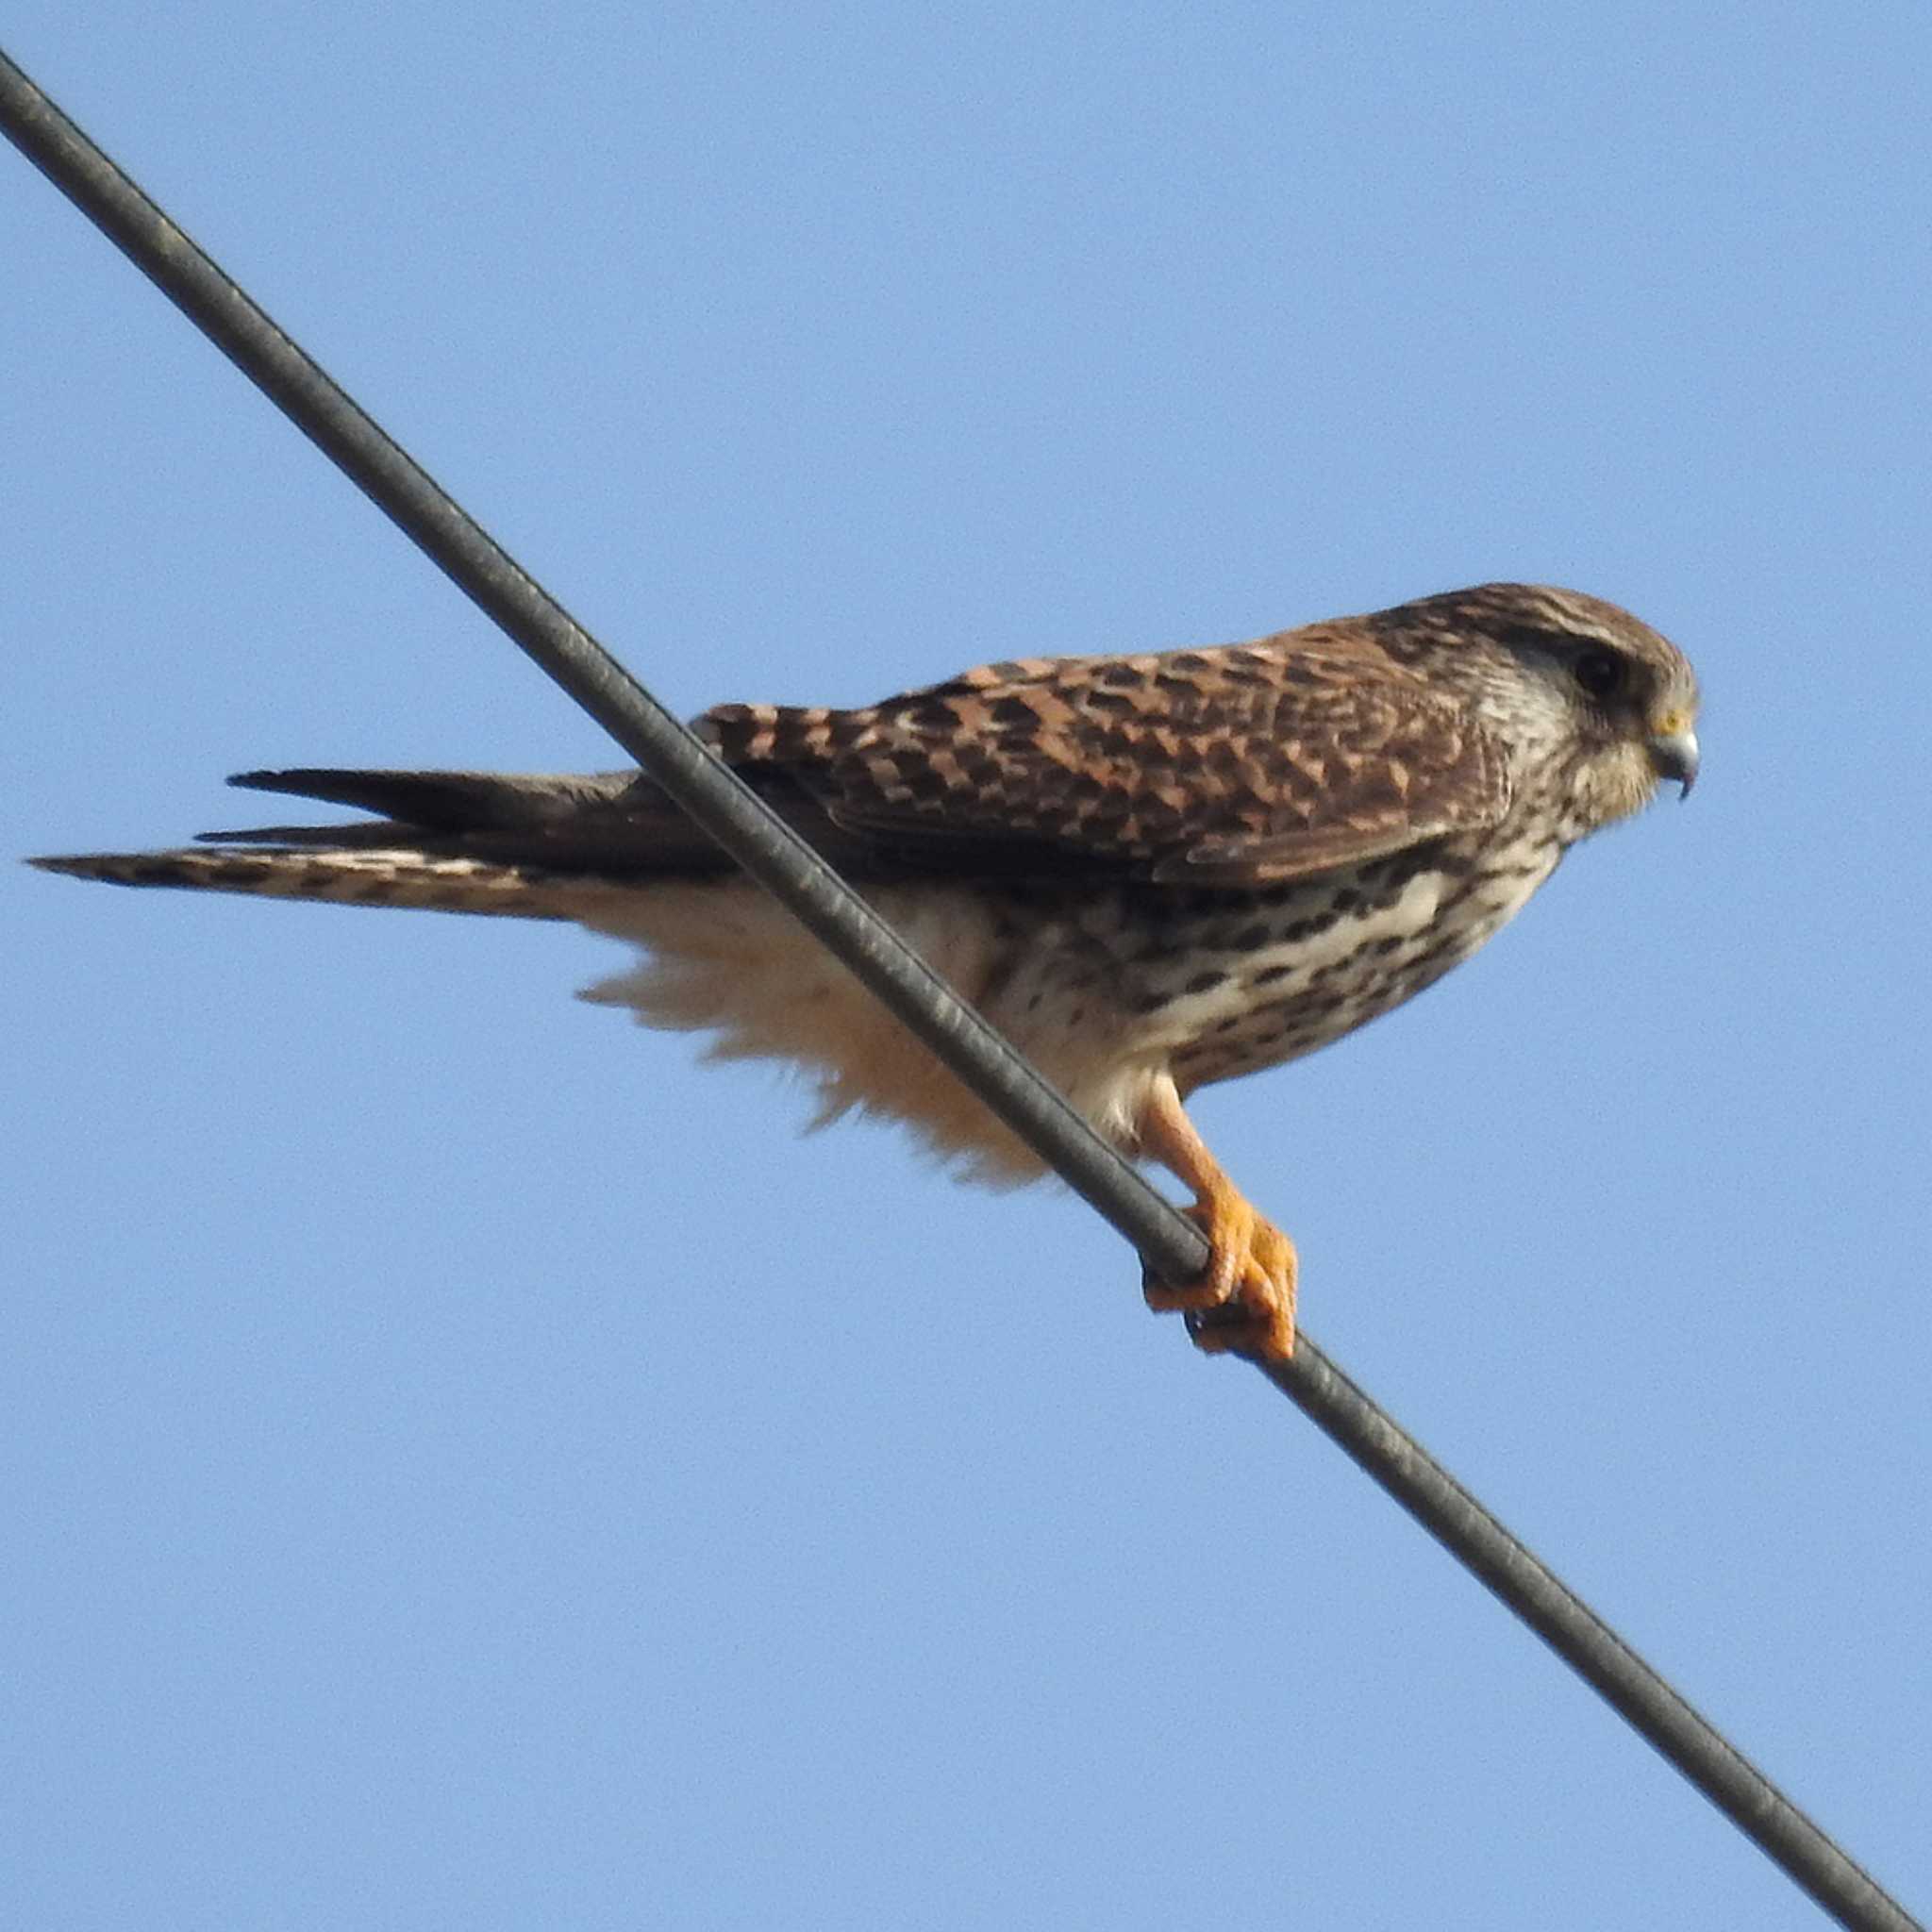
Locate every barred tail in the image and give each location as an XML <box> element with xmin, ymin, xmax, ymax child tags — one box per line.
<box><xmin>26</xmin><ymin>762</ymin><xmax>761</xmax><ymax>919</ymax></box>
<box><xmin>27</xmin><ymin>848</ymin><xmax>633</xmax><ymax>922</ymax></box>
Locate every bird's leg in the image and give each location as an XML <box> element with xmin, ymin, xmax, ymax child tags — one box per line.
<box><xmin>1136</xmin><ymin>1074</ymin><xmax>1297</xmax><ymax>1360</ymax></box>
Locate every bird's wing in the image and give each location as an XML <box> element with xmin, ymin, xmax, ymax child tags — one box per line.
<box><xmin>699</xmin><ymin>637</ymin><xmax>1513</xmax><ymax>886</ymax></box>
<box><xmin>200</xmin><ymin>766</ymin><xmax>742</xmax><ymax>870</ymax></box>
<box><xmin>31</xmin><ymin>638</ymin><xmax>1513</xmax><ymax>905</ymax></box>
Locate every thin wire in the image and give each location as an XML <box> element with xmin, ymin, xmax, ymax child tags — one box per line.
<box><xmin>2</xmin><ymin>47</ymin><xmax>1918</xmax><ymax>1932</ymax></box>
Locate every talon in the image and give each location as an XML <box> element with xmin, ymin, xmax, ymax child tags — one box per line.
<box><xmin>1141</xmin><ymin>1195</ymin><xmax>1240</xmax><ymax>1315</ymax></box>
<box><xmin>1134</xmin><ymin>1075</ymin><xmax>1299</xmax><ymax>1361</ymax></box>
<box><xmin>1146</xmin><ymin>1190</ymin><xmax>1297</xmax><ymax>1360</ymax></box>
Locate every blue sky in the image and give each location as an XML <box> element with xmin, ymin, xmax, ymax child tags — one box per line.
<box><xmin>6</xmin><ymin>6</ymin><xmax>1928</xmax><ymax>1927</ymax></box>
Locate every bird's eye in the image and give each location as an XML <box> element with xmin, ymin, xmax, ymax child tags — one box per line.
<box><xmin>1572</xmin><ymin>648</ymin><xmax>1625</xmax><ymax>700</ymax></box>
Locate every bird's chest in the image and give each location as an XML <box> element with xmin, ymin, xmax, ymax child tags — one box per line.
<box><xmin>981</xmin><ymin>833</ymin><xmax>1561</xmax><ymax>1092</ymax></box>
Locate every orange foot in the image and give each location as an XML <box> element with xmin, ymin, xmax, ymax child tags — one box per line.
<box><xmin>1142</xmin><ymin>1184</ymin><xmax>1299</xmax><ymax>1360</ymax></box>
<box><xmin>1135</xmin><ymin>1074</ymin><xmax>1298</xmax><ymax>1361</ymax></box>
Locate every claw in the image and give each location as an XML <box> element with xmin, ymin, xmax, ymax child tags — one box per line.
<box><xmin>1135</xmin><ymin>1075</ymin><xmax>1297</xmax><ymax>1362</ymax></box>
<box><xmin>1143</xmin><ymin>1186</ymin><xmax>1298</xmax><ymax>1360</ymax></box>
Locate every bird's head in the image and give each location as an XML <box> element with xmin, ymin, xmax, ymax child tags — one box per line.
<box><xmin>1376</xmin><ymin>583</ymin><xmax>1701</xmax><ymax>841</ymax></box>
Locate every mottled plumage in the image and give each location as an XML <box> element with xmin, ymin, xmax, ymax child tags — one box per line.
<box><xmin>32</xmin><ymin>583</ymin><xmax>1700</xmax><ymax>1358</ymax></box>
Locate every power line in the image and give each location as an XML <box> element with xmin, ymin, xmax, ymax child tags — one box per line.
<box><xmin>1</xmin><ymin>47</ymin><xmax>1918</xmax><ymax>1932</ymax></box>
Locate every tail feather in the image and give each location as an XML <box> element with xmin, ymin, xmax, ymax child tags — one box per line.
<box><xmin>28</xmin><ymin>764</ymin><xmax>749</xmax><ymax>919</ymax></box>
<box><xmin>25</xmin><ymin>753</ymin><xmax>903</xmax><ymax>917</ymax></box>
<box><xmin>26</xmin><ymin>847</ymin><xmax>631</xmax><ymax>920</ymax></box>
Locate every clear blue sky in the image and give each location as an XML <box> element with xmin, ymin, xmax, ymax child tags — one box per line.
<box><xmin>7</xmin><ymin>6</ymin><xmax>1928</xmax><ymax>1927</ymax></box>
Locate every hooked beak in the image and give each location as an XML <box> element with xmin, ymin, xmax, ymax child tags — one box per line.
<box><xmin>1648</xmin><ymin>724</ymin><xmax>1700</xmax><ymax>798</ymax></box>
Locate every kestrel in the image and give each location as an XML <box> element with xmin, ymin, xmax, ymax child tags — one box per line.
<box><xmin>34</xmin><ymin>583</ymin><xmax>1699</xmax><ymax>1359</ymax></box>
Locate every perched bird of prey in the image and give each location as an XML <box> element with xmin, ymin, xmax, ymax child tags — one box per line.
<box><xmin>33</xmin><ymin>583</ymin><xmax>1698</xmax><ymax>1360</ymax></box>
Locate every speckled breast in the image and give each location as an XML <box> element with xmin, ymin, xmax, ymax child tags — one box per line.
<box><xmin>1007</xmin><ymin>828</ymin><xmax>1566</xmax><ymax>1094</ymax></box>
